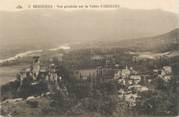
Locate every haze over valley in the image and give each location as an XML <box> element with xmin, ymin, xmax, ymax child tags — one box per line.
<box><xmin>0</xmin><ymin>8</ymin><xmax>178</xmax><ymax>59</ymax></box>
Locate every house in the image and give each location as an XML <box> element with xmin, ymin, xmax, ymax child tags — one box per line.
<box><xmin>158</xmin><ymin>66</ymin><xmax>172</xmax><ymax>82</ymax></box>
<box><xmin>113</xmin><ymin>70</ymin><xmax>121</xmax><ymax>80</ymax></box>
<box><xmin>163</xmin><ymin>75</ymin><xmax>172</xmax><ymax>82</ymax></box>
<box><xmin>130</xmin><ymin>75</ymin><xmax>141</xmax><ymax>84</ymax></box>
<box><xmin>130</xmin><ymin>67</ymin><xmax>138</xmax><ymax>75</ymax></box>
<box><xmin>125</xmin><ymin>93</ymin><xmax>138</xmax><ymax>107</ymax></box>
<box><xmin>121</xmin><ymin>66</ymin><xmax>131</xmax><ymax>78</ymax></box>
<box><xmin>128</xmin><ymin>85</ymin><xmax>148</xmax><ymax>92</ymax></box>
<box><xmin>117</xmin><ymin>79</ymin><xmax>126</xmax><ymax>85</ymax></box>
<box><xmin>128</xmin><ymin>80</ymin><xmax>133</xmax><ymax>85</ymax></box>
<box><xmin>163</xmin><ymin>66</ymin><xmax>172</xmax><ymax>75</ymax></box>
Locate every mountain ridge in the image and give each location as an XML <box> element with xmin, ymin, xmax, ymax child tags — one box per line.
<box><xmin>0</xmin><ymin>8</ymin><xmax>178</xmax><ymax>47</ymax></box>
<box><xmin>103</xmin><ymin>28</ymin><xmax>179</xmax><ymax>52</ymax></box>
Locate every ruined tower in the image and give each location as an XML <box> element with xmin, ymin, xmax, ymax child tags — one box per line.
<box><xmin>32</xmin><ymin>56</ymin><xmax>40</xmax><ymax>80</ymax></box>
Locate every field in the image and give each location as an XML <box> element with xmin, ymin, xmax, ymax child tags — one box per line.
<box><xmin>0</xmin><ymin>64</ymin><xmax>29</xmax><ymax>86</ymax></box>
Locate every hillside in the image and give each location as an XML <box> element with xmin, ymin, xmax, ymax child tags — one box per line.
<box><xmin>88</xmin><ymin>28</ymin><xmax>179</xmax><ymax>52</ymax></box>
<box><xmin>0</xmin><ymin>9</ymin><xmax>178</xmax><ymax>57</ymax></box>
<box><xmin>121</xmin><ymin>28</ymin><xmax>179</xmax><ymax>52</ymax></box>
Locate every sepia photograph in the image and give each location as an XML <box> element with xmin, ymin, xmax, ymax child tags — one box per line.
<box><xmin>0</xmin><ymin>0</ymin><xmax>179</xmax><ymax>117</ymax></box>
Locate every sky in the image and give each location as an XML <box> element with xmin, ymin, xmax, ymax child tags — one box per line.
<box><xmin>0</xmin><ymin>0</ymin><xmax>178</xmax><ymax>13</ymax></box>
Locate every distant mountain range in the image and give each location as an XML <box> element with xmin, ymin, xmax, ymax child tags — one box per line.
<box><xmin>0</xmin><ymin>8</ymin><xmax>178</xmax><ymax>47</ymax></box>
<box><xmin>117</xmin><ymin>28</ymin><xmax>179</xmax><ymax>52</ymax></box>
<box><xmin>0</xmin><ymin>9</ymin><xmax>178</xmax><ymax>58</ymax></box>
<box><xmin>77</xmin><ymin>28</ymin><xmax>179</xmax><ymax>52</ymax></box>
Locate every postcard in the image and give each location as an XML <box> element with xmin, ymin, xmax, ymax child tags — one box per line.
<box><xmin>0</xmin><ymin>0</ymin><xmax>178</xmax><ymax>117</ymax></box>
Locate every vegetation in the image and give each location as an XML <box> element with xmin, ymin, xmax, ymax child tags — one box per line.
<box><xmin>1</xmin><ymin>47</ymin><xmax>178</xmax><ymax>117</ymax></box>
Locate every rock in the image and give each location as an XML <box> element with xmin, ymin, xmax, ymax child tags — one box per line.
<box><xmin>45</xmin><ymin>92</ymin><xmax>51</xmax><ymax>96</ymax></box>
<box><xmin>26</xmin><ymin>100</ymin><xmax>39</xmax><ymax>108</ymax></box>
<box><xmin>26</xmin><ymin>96</ymin><xmax>38</xmax><ymax>108</ymax></box>
<box><xmin>14</xmin><ymin>98</ymin><xmax>23</xmax><ymax>102</ymax></box>
<box><xmin>1</xmin><ymin>98</ymin><xmax>23</xmax><ymax>104</ymax></box>
<box><xmin>41</xmin><ymin>93</ymin><xmax>45</xmax><ymax>97</ymax></box>
<box><xmin>26</xmin><ymin>96</ymin><xmax>35</xmax><ymax>101</ymax></box>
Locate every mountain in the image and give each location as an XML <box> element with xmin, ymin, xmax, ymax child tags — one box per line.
<box><xmin>0</xmin><ymin>9</ymin><xmax>178</xmax><ymax>58</ymax></box>
<box><xmin>75</xmin><ymin>28</ymin><xmax>179</xmax><ymax>52</ymax></box>
<box><xmin>121</xmin><ymin>28</ymin><xmax>179</xmax><ymax>52</ymax></box>
<box><xmin>0</xmin><ymin>9</ymin><xmax>178</xmax><ymax>47</ymax></box>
